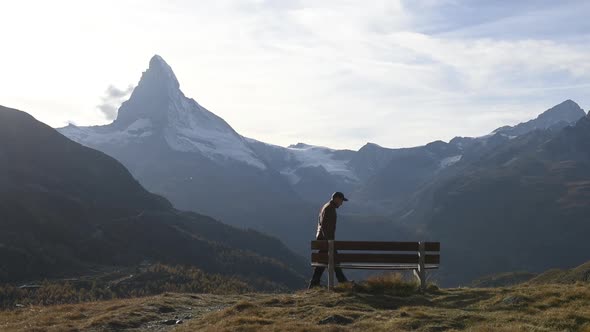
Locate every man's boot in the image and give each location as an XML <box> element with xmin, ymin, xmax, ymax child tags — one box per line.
<box><xmin>308</xmin><ymin>279</ymin><xmax>321</xmax><ymax>289</ymax></box>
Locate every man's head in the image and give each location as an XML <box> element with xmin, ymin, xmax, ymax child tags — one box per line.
<box><xmin>331</xmin><ymin>192</ymin><xmax>349</xmax><ymax>207</ymax></box>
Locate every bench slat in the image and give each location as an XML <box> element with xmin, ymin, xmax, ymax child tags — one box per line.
<box><xmin>311</xmin><ymin>253</ymin><xmax>440</xmax><ymax>264</ymax></box>
<box><xmin>311</xmin><ymin>241</ymin><xmax>440</xmax><ymax>252</ymax></box>
<box><xmin>311</xmin><ymin>263</ymin><xmax>439</xmax><ymax>270</ymax></box>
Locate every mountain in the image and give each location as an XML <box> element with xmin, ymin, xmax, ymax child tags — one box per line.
<box><xmin>349</xmin><ymin>100</ymin><xmax>586</xmax><ymax>214</ymax></box>
<box><xmin>245</xmin><ymin>139</ymin><xmax>358</xmax><ymax>204</ymax></box>
<box><xmin>9</xmin><ymin>53</ymin><xmax>589</xmax><ymax>290</ymax></box>
<box><xmin>0</xmin><ymin>105</ymin><xmax>306</xmax><ymax>288</ymax></box>
<box><xmin>59</xmin><ymin>55</ymin><xmax>316</xmax><ymax>253</ymax></box>
<box><xmin>249</xmin><ymin>100</ymin><xmax>585</xmax><ymax>209</ymax></box>
<box><xmin>57</xmin><ymin>56</ymin><xmax>417</xmax><ymax>254</ymax></box>
<box><xmin>391</xmin><ymin>111</ymin><xmax>590</xmax><ymax>285</ymax></box>
<box><xmin>350</xmin><ymin>140</ymin><xmax>463</xmax><ymax>214</ymax></box>
<box><xmin>492</xmin><ymin>99</ymin><xmax>586</xmax><ymax>137</ymax></box>
<box><xmin>58</xmin><ymin>55</ymin><xmax>588</xmax><ymax>263</ymax></box>
<box><xmin>61</xmin><ymin>55</ymin><xmax>269</xmax><ymax>174</ymax></box>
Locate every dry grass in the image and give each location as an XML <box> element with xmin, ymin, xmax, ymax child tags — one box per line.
<box><xmin>2</xmin><ymin>275</ymin><xmax>590</xmax><ymax>331</ymax></box>
<box><xmin>0</xmin><ymin>293</ymin><xmax>246</xmax><ymax>332</ymax></box>
<box><xmin>343</xmin><ymin>272</ymin><xmax>423</xmax><ymax>296</ymax></box>
<box><xmin>179</xmin><ymin>276</ymin><xmax>590</xmax><ymax>332</ymax></box>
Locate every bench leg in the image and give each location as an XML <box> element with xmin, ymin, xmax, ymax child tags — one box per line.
<box><xmin>417</xmin><ymin>241</ymin><xmax>426</xmax><ymax>291</ymax></box>
<box><xmin>328</xmin><ymin>240</ymin><xmax>335</xmax><ymax>290</ymax></box>
<box><xmin>413</xmin><ymin>269</ymin><xmax>425</xmax><ymax>291</ymax></box>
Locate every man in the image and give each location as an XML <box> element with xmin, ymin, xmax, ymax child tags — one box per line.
<box><xmin>308</xmin><ymin>191</ymin><xmax>349</xmax><ymax>289</ymax></box>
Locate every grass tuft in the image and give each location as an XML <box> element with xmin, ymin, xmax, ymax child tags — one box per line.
<box><xmin>335</xmin><ymin>272</ymin><xmax>424</xmax><ymax>297</ymax></box>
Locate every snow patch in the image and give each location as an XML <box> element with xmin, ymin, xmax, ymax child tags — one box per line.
<box><xmin>399</xmin><ymin>209</ymin><xmax>415</xmax><ymax>219</ymax></box>
<box><xmin>440</xmin><ymin>155</ymin><xmax>462</xmax><ymax>168</ymax></box>
<box><xmin>163</xmin><ymin>96</ymin><xmax>266</xmax><ymax>169</ymax></box>
<box><xmin>502</xmin><ymin>157</ymin><xmax>519</xmax><ymax>167</ymax></box>
<box><xmin>286</xmin><ymin>144</ymin><xmax>357</xmax><ymax>181</ymax></box>
<box><xmin>280</xmin><ymin>169</ymin><xmax>301</xmax><ymax>185</ymax></box>
<box><xmin>59</xmin><ymin>119</ymin><xmax>153</xmax><ymax>145</ymax></box>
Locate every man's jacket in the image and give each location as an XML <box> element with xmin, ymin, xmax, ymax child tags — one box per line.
<box><xmin>316</xmin><ymin>200</ymin><xmax>337</xmax><ymax>240</ymax></box>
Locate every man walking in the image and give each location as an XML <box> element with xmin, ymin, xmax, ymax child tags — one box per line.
<box><xmin>308</xmin><ymin>191</ymin><xmax>349</xmax><ymax>289</ymax></box>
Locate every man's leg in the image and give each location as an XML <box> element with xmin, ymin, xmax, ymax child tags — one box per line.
<box><xmin>335</xmin><ymin>267</ymin><xmax>348</xmax><ymax>283</ymax></box>
<box><xmin>308</xmin><ymin>266</ymin><xmax>325</xmax><ymax>288</ymax></box>
<box><xmin>309</xmin><ymin>248</ymin><xmax>327</xmax><ymax>288</ymax></box>
<box><xmin>332</xmin><ymin>249</ymin><xmax>348</xmax><ymax>283</ymax></box>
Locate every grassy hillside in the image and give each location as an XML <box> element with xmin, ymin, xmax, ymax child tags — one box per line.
<box><xmin>2</xmin><ymin>273</ymin><xmax>590</xmax><ymax>331</ymax></box>
<box><xmin>0</xmin><ymin>264</ymin><xmax>259</xmax><ymax>310</ymax></box>
<box><xmin>0</xmin><ymin>105</ymin><xmax>306</xmax><ymax>288</ymax></box>
<box><xmin>529</xmin><ymin>261</ymin><xmax>590</xmax><ymax>285</ymax></box>
<box><xmin>470</xmin><ymin>271</ymin><xmax>537</xmax><ymax>288</ymax></box>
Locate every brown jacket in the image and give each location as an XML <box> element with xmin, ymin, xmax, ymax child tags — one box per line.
<box><xmin>316</xmin><ymin>200</ymin><xmax>337</xmax><ymax>240</ymax></box>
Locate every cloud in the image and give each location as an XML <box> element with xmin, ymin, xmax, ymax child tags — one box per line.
<box><xmin>97</xmin><ymin>85</ymin><xmax>134</xmax><ymax>121</ymax></box>
<box><xmin>213</xmin><ymin>0</ymin><xmax>590</xmax><ymax>148</ymax></box>
<box><xmin>3</xmin><ymin>0</ymin><xmax>590</xmax><ymax>149</ymax></box>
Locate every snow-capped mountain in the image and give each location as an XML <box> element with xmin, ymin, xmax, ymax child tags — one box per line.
<box><xmin>343</xmin><ymin>101</ymin><xmax>585</xmax><ymax>213</ymax></box>
<box><xmin>244</xmin><ymin>138</ymin><xmax>359</xmax><ymax>202</ymax></box>
<box><xmin>59</xmin><ymin>55</ymin><xmax>315</xmax><ymax>253</ymax></box>
<box><xmin>491</xmin><ymin>99</ymin><xmax>585</xmax><ymax>137</ymax></box>
<box><xmin>58</xmin><ymin>54</ymin><xmax>587</xmax><ymax>255</ymax></box>
<box><xmin>0</xmin><ymin>104</ymin><xmax>306</xmax><ymax>287</ymax></box>
<box><xmin>389</xmin><ymin>110</ymin><xmax>590</xmax><ymax>285</ymax></box>
<box><xmin>61</xmin><ymin>55</ymin><xmax>266</xmax><ymax>170</ymax></box>
<box><xmin>446</xmin><ymin>100</ymin><xmax>587</xmax><ymax>149</ymax></box>
<box><xmin>244</xmin><ymin>139</ymin><xmax>357</xmax><ymax>183</ymax></box>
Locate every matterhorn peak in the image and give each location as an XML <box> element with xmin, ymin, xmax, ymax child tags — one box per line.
<box><xmin>59</xmin><ymin>54</ymin><xmax>268</xmax><ymax>170</ymax></box>
<box><xmin>111</xmin><ymin>55</ymin><xmax>186</xmax><ymax>128</ymax></box>
<box><xmin>143</xmin><ymin>54</ymin><xmax>180</xmax><ymax>90</ymax></box>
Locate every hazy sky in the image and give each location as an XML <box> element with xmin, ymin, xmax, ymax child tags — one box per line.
<box><xmin>2</xmin><ymin>0</ymin><xmax>590</xmax><ymax>150</ymax></box>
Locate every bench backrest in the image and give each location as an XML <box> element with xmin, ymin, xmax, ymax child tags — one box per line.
<box><xmin>311</xmin><ymin>241</ymin><xmax>440</xmax><ymax>265</ymax></box>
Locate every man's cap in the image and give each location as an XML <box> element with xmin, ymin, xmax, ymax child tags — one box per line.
<box><xmin>332</xmin><ymin>192</ymin><xmax>349</xmax><ymax>201</ymax></box>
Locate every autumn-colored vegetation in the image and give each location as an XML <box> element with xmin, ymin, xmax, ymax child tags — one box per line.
<box><xmin>2</xmin><ymin>272</ymin><xmax>590</xmax><ymax>331</ymax></box>
<box><xmin>0</xmin><ymin>264</ymin><xmax>255</xmax><ymax>309</ymax></box>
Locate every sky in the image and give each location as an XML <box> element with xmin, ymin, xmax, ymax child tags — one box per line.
<box><xmin>1</xmin><ymin>0</ymin><xmax>590</xmax><ymax>150</ymax></box>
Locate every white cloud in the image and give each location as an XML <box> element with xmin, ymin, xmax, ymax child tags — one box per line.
<box><xmin>97</xmin><ymin>85</ymin><xmax>134</xmax><ymax>120</ymax></box>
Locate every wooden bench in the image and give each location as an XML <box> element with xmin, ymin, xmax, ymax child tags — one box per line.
<box><xmin>311</xmin><ymin>240</ymin><xmax>440</xmax><ymax>291</ymax></box>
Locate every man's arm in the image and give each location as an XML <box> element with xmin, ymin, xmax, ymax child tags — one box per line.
<box><xmin>321</xmin><ymin>206</ymin><xmax>337</xmax><ymax>240</ymax></box>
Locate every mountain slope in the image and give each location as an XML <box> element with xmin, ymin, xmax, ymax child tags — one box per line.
<box><xmin>392</xmin><ymin>112</ymin><xmax>590</xmax><ymax>285</ymax></box>
<box><xmin>0</xmin><ymin>105</ymin><xmax>306</xmax><ymax>288</ymax></box>
<box><xmin>351</xmin><ymin>140</ymin><xmax>463</xmax><ymax>214</ymax></box>
<box><xmin>245</xmin><ymin>139</ymin><xmax>358</xmax><ymax>203</ymax></box>
<box><xmin>57</xmin><ymin>55</ymin><xmax>588</xmax><ymax>262</ymax></box>
<box><xmin>58</xmin><ymin>56</ymin><xmax>316</xmax><ymax>253</ymax></box>
<box><xmin>352</xmin><ymin>101</ymin><xmax>586</xmax><ymax>213</ymax></box>
<box><xmin>492</xmin><ymin>99</ymin><xmax>586</xmax><ymax>137</ymax></box>
<box><xmin>65</xmin><ymin>55</ymin><xmax>265</xmax><ymax>169</ymax></box>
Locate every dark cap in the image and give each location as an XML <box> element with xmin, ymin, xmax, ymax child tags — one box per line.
<box><xmin>332</xmin><ymin>192</ymin><xmax>349</xmax><ymax>201</ymax></box>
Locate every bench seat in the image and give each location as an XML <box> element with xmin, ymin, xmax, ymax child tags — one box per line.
<box><xmin>311</xmin><ymin>240</ymin><xmax>441</xmax><ymax>290</ymax></box>
<box><xmin>311</xmin><ymin>263</ymin><xmax>440</xmax><ymax>270</ymax></box>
